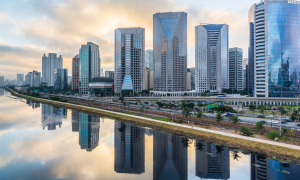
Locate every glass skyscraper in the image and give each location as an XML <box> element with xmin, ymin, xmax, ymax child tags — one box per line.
<box><xmin>229</xmin><ymin>47</ymin><xmax>243</xmax><ymax>91</ymax></box>
<box><xmin>115</xmin><ymin>28</ymin><xmax>145</xmax><ymax>96</ymax></box>
<box><xmin>195</xmin><ymin>24</ymin><xmax>229</xmax><ymax>93</ymax></box>
<box><xmin>153</xmin><ymin>12</ymin><xmax>187</xmax><ymax>92</ymax></box>
<box><xmin>54</xmin><ymin>68</ymin><xmax>68</xmax><ymax>91</ymax></box>
<box><xmin>79</xmin><ymin>42</ymin><xmax>100</xmax><ymax>95</ymax></box>
<box><xmin>249</xmin><ymin>0</ymin><xmax>300</xmax><ymax>97</ymax></box>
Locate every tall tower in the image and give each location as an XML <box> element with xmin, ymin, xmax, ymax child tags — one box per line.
<box><xmin>115</xmin><ymin>28</ymin><xmax>145</xmax><ymax>96</ymax></box>
<box><xmin>249</xmin><ymin>0</ymin><xmax>300</xmax><ymax>97</ymax></box>
<box><xmin>72</xmin><ymin>55</ymin><xmax>79</xmax><ymax>91</ymax></box>
<box><xmin>79</xmin><ymin>42</ymin><xmax>101</xmax><ymax>94</ymax></box>
<box><xmin>229</xmin><ymin>47</ymin><xmax>243</xmax><ymax>91</ymax></box>
<box><xmin>42</xmin><ymin>53</ymin><xmax>63</xmax><ymax>86</ymax></box>
<box><xmin>195</xmin><ymin>24</ymin><xmax>229</xmax><ymax>93</ymax></box>
<box><xmin>153</xmin><ymin>12</ymin><xmax>187</xmax><ymax>92</ymax></box>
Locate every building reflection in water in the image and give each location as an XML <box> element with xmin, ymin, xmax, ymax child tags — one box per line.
<box><xmin>114</xmin><ymin>121</ymin><xmax>145</xmax><ymax>174</ymax></box>
<box><xmin>72</xmin><ymin>111</ymin><xmax>79</xmax><ymax>132</ymax></box>
<box><xmin>26</xmin><ymin>99</ymin><xmax>40</xmax><ymax>109</ymax></box>
<box><xmin>251</xmin><ymin>154</ymin><xmax>300</xmax><ymax>180</ymax></box>
<box><xmin>78</xmin><ymin>112</ymin><xmax>100</xmax><ymax>152</ymax></box>
<box><xmin>0</xmin><ymin>88</ymin><xmax>4</xmax><ymax>96</ymax></box>
<box><xmin>153</xmin><ymin>131</ymin><xmax>187</xmax><ymax>180</ymax></box>
<box><xmin>41</xmin><ymin>104</ymin><xmax>66</xmax><ymax>130</ymax></box>
<box><xmin>195</xmin><ymin>141</ymin><xmax>230</xmax><ymax>179</ymax></box>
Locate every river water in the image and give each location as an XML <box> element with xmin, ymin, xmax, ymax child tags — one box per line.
<box><xmin>0</xmin><ymin>88</ymin><xmax>299</xmax><ymax>180</ymax></box>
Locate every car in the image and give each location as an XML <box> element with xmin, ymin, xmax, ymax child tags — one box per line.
<box><xmin>257</xmin><ymin>115</ymin><xmax>265</xmax><ymax>118</ymax></box>
<box><xmin>269</xmin><ymin>120</ymin><xmax>279</xmax><ymax>124</ymax></box>
<box><xmin>282</xmin><ymin>118</ymin><xmax>292</xmax><ymax>122</ymax></box>
<box><xmin>265</xmin><ymin>115</ymin><xmax>275</xmax><ymax>119</ymax></box>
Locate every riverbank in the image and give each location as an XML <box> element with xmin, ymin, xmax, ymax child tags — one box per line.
<box><xmin>5</xmin><ymin>88</ymin><xmax>300</xmax><ymax>163</ymax></box>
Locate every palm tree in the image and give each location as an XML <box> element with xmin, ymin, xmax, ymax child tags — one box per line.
<box><xmin>216</xmin><ymin>112</ymin><xmax>224</xmax><ymax>128</ymax></box>
<box><xmin>259</xmin><ymin>105</ymin><xmax>265</xmax><ymax>116</ymax></box>
<box><xmin>181</xmin><ymin>138</ymin><xmax>190</xmax><ymax>148</ymax></box>
<box><xmin>231</xmin><ymin>151</ymin><xmax>242</xmax><ymax>161</ymax></box>
<box><xmin>181</xmin><ymin>108</ymin><xmax>192</xmax><ymax>122</ymax></box>
<box><xmin>196</xmin><ymin>141</ymin><xmax>205</xmax><ymax>152</ymax></box>
<box><xmin>196</xmin><ymin>110</ymin><xmax>204</xmax><ymax>125</ymax></box>
<box><xmin>230</xmin><ymin>115</ymin><xmax>242</xmax><ymax>132</ymax></box>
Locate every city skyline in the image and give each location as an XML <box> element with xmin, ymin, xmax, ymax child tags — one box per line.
<box><xmin>0</xmin><ymin>0</ymin><xmax>257</xmax><ymax>79</ymax></box>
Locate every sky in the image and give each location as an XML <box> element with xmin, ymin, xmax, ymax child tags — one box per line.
<box><xmin>0</xmin><ymin>0</ymin><xmax>259</xmax><ymax>80</ymax></box>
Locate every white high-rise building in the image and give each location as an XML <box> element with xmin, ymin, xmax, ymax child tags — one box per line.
<box><xmin>42</xmin><ymin>53</ymin><xmax>63</xmax><ymax>86</ymax></box>
<box><xmin>17</xmin><ymin>74</ymin><xmax>24</xmax><ymax>86</ymax></box>
<box><xmin>229</xmin><ymin>47</ymin><xmax>243</xmax><ymax>91</ymax></box>
<box><xmin>100</xmin><ymin>68</ymin><xmax>104</xmax><ymax>77</ymax></box>
<box><xmin>195</xmin><ymin>24</ymin><xmax>229</xmax><ymax>93</ymax></box>
<box><xmin>115</xmin><ymin>28</ymin><xmax>145</xmax><ymax>95</ymax></box>
<box><xmin>79</xmin><ymin>42</ymin><xmax>101</xmax><ymax>94</ymax></box>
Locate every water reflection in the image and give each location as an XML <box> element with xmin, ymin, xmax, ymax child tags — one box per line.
<box><xmin>41</xmin><ymin>104</ymin><xmax>67</xmax><ymax>130</ymax></box>
<box><xmin>153</xmin><ymin>131</ymin><xmax>187</xmax><ymax>180</ymax></box>
<box><xmin>26</xmin><ymin>99</ymin><xmax>40</xmax><ymax>109</ymax></box>
<box><xmin>114</xmin><ymin>121</ymin><xmax>145</xmax><ymax>174</ymax></box>
<box><xmin>195</xmin><ymin>141</ymin><xmax>230</xmax><ymax>179</ymax></box>
<box><xmin>0</xmin><ymin>88</ymin><xmax>4</xmax><ymax>96</ymax></box>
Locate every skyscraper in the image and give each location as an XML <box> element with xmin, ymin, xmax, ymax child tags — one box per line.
<box><xmin>0</xmin><ymin>76</ymin><xmax>4</xmax><ymax>87</ymax></box>
<box><xmin>229</xmin><ymin>47</ymin><xmax>243</xmax><ymax>91</ymax></box>
<box><xmin>187</xmin><ymin>68</ymin><xmax>191</xmax><ymax>91</ymax></box>
<box><xmin>17</xmin><ymin>74</ymin><xmax>24</xmax><ymax>86</ymax></box>
<box><xmin>79</xmin><ymin>42</ymin><xmax>101</xmax><ymax>94</ymax></box>
<box><xmin>153</xmin><ymin>12</ymin><xmax>187</xmax><ymax>92</ymax></box>
<box><xmin>243</xmin><ymin>68</ymin><xmax>247</xmax><ymax>90</ymax></box>
<box><xmin>114</xmin><ymin>121</ymin><xmax>145</xmax><ymax>174</ymax></box>
<box><xmin>32</xmin><ymin>70</ymin><xmax>41</xmax><ymax>87</ymax></box>
<box><xmin>42</xmin><ymin>53</ymin><xmax>63</xmax><ymax>86</ymax></box>
<box><xmin>190</xmin><ymin>67</ymin><xmax>195</xmax><ymax>90</ymax></box>
<box><xmin>115</xmin><ymin>28</ymin><xmax>145</xmax><ymax>95</ymax></box>
<box><xmin>100</xmin><ymin>68</ymin><xmax>104</xmax><ymax>77</ymax></box>
<box><xmin>54</xmin><ymin>68</ymin><xmax>68</xmax><ymax>91</ymax></box>
<box><xmin>72</xmin><ymin>55</ymin><xmax>79</xmax><ymax>91</ymax></box>
<box><xmin>153</xmin><ymin>131</ymin><xmax>187</xmax><ymax>180</ymax></box>
<box><xmin>195</xmin><ymin>24</ymin><xmax>229</xmax><ymax>93</ymax></box>
<box><xmin>105</xmin><ymin>71</ymin><xmax>114</xmax><ymax>78</ymax></box>
<box><xmin>145</xmin><ymin>49</ymin><xmax>153</xmax><ymax>70</ymax></box>
<box><xmin>249</xmin><ymin>0</ymin><xmax>300</xmax><ymax>97</ymax></box>
<box><xmin>25</xmin><ymin>72</ymin><xmax>32</xmax><ymax>86</ymax></box>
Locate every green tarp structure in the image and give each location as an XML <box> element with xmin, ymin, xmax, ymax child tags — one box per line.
<box><xmin>207</xmin><ymin>103</ymin><xmax>218</xmax><ymax>109</ymax></box>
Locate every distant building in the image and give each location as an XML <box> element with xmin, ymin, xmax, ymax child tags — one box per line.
<box><xmin>187</xmin><ymin>68</ymin><xmax>191</xmax><ymax>91</ymax></box>
<box><xmin>145</xmin><ymin>49</ymin><xmax>153</xmax><ymax>70</ymax></box>
<box><xmin>105</xmin><ymin>71</ymin><xmax>114</xmax><ymax>78</ymax></box>
<box><xmin>32</xmin><ymin>71</ymin><xmax>41</xmax><ymax>87</ymax></box>
<box><xmin>0</xmin><ymin>76</ymin><xmax>4</xmax><ymax>87</ymax></box>
<box><xmin>229</xmin><ymin>47</ymin><xmax>243</xmax><ymax>91</ymax></box>
<box><xmin>243</xmin><ymin>68</ymin><xmax>247</xmax><ymax>90</ymax></box>
<box><xmin>54</xmin><ymin>68</ymin><xmax>68</xmax><ymax>91</ymax></box>
<box><xmin>100</xmin><ymin>68</ymin><xmax>104</xmax><ymax>77</ymax></box>
<box><xmin>17</xmin><ymin>74</ymin><xmax>24</xmax><ymax>86</ymax></box>
<box><xmin>190</xmin><ymin>67</ymin><xmax>195</xmax><ymax>90</ymax></box>
<box><xmin>4</xmin><ymin>79</ymin><xmax>9</xmax><ymax>86</ymax></box>
<box><xmin>68</xmin><ymin>76</ymin><xmax>72</xmax><ymax>85</ymax></box>
<box><xmin>242</xmin><ymin>58</ymin><xmax>248</xmax><ymax>69</ymax></box>
<box><xmin>246</xmin><ymin>64</ymin><xmax>250</xmax><ymax>91</ymax></box>
<box><xmin>153</xmin><ymin>12</ymin><xmax>187</xmax><ymax>92</ymax></box>
<box><xmin>115</xmin><ymin>28</ymin><xmax>145</xmax><ymax>96</ymax></box>
<box><xmin>145</xmin><ymin>68</ymin><xmax>153</xmax><ymax>90</ymax></box>
<box><xmin>72</xmin><ymin>54</ymin><xmax>79</xmax><ymax>91</ymax></box>
<box><xmin>195</xmin><ymin>24</ymin><xmax>229</xmax><ymax>93</ymax></box>
<box><xmin>88</xmin><ymin>77</ymin><xmax>114</xmax><ymax>95</ymax></box>
<box><xmin>25</xmin><ymin>72</ymin><xmax>32</xmax><ymax>86</ymax></box>
<box><xmin>79</xmin><ymin>42</ymin><xmax>101</xmax><ymax>94</ymax></box>
<box><xmin>114</xmin><ymin>121</ymin><xmax>145</xmax><ymax>174</ymax></box>
<box><xmin>42</xmin><ymin>53</ymin><xmax>63</xmax><ymax>86</ymax></box>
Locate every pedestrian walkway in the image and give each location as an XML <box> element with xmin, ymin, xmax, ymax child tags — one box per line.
<box><xmin>9</xmin><ymin>89</ymin><xmax>300</xmax><ymax>150</ymax></box>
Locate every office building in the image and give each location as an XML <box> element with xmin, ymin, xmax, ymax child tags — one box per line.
<box><xmin>17</xmin><ymin>74</ymin><xmax>24</xmax><ymax>86</ymax></box>
<box><xmin>79</xmin><ymin>112</ymin><xmax>100</xmax><ymax>152</ymax></box>
<box><xmin>54</xmin><ymin>68</ymin><xmax>68</xmax><ymax>91</ymax></box>
<box><xmin>187</xmin><ymin>68</ymin><xmax>191</xmax><ymax>91</ymax></box>
<box><xmin>25</xmin><ymin>72</ymin><xmax>32</xmax><ymax>86</ymax></box>
<box><xmin>196</xmin><ymin>141</ymin><xmax>230</xmax><ymax>179</ymax></box>
<box><xmin>32</xmin><ymin>71</ymin><xmax>41</xmax><ymax>87</ymax></box>
<box><xmin>153</xmin><ymin>12</ymin><xmax>187</xmax><ymax>92</ymax></box>
<box><xmin>42</xmin><ymin>53</ymin><xmax>63</xmax><ymax>86</ymax></box>
<box><xmin>145</xmin><ymin>49</ymin><xmax>153</xmax><ymax>70</ymax></box>
<box><xmin>79</xmin><ymin>42</ymin><xmax>101</xmax><ymax>94</ymax></box>
<box><xmin>100</xmin><ymin>68</ymin><xmax>104</xmax><ymax>77</ymax></box>
<box><xmin>72</xmin><ymin>55</ymin><xmax>79</xmax><ymax>91</ymax></box>
<box><xmin>243</xmin><ymin>58</ymin><xmax>248</xmax><ymax>69</ymax></box>
<box><xmin>0</xmin><ymin>76</ymin><xmax>4</xmax><ymax>87</ymax></box>
<box><xmin>68</xmin><ymin>76</ymin><xmax>72</xmax><ymax>85</ymax></box>
<box><xmin>243</xmin><ymin>68</ymin><xmax>247</xmax><ymax>90</ymax></box>
<box><xmin>246</xmin><ymin>64</ymin><xmax>250</xmax><ymax>91</ymax></box>
<box><xmin>115</xmin><ymin>28</ymin><xmax>145</xmax><ymax>95</ymax></box>
<box><xmin>249</xmin><ymin>0</ymin><xmax>300</xmax><ymax>97</ymax></box>
<box><xmin>195</xmin><ymin>24</ymin><xmax>229</xmax><ymax>93</ymax></box>
<box><xmin>114</xmin><ymin>121</ymin><xmax>145</xmax><ymax>174</ymax></box>
<box><xmin>88</xmin><ymin>77</ymin><xmax>114</xmax><ymax>95</ymax></box>
<box><xmin>153</xmin><ymin>132</ymin><xmax>187</xmax><ymax>180</ymax></box>
<box><xmin>105</xmin><ymin>71</ymin><xmax>114</xmax><ymax>78</ymax></box>
<box><xmin>229</xmin><ymin>47</ymin><xmax>243</xmax><ymax>91</ymax></box>
<box><xmin>4</xmin><ymin>79</ymin><xmax>9</xmax><ymax>86</ymax></box>
<box><xmin>145</xmin><ymin>68</ymin><xmax>153</xmax><ymax>90</ymax></box>
<box><xmin>190</xmin><ymin>67</ymin><xmax>195</xmax><ymax>90</ymax></box>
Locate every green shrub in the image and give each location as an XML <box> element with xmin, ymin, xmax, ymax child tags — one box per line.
<box><xmin>239</xmin><ymin>126</ymin><xmax>253</xmax><ymax>136</ymax></box>
<box><xmin>267</xmin><ymin>131</ymin><xmax>279</xmax><ymax>140</ymax></box>
<box><xmin>177</xmin><ymin>120</ymin><xmax>183</xmax><ymax>124</ymax></box>
<box><xmin>59</xmin><ymin>99</ymin><xmax>68</xmax><ymax>102</ymax></box>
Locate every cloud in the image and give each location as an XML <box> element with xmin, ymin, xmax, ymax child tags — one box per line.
<box><xmin>0</xmin><ymin>0</ymin><xmax>249</xmax><ymax>79</ymax></box>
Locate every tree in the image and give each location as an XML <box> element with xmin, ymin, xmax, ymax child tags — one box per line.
<box><xmin>230</xmin><ymin>115</ymin><xmax>242</xmax><ymax>132</ymax></box>
<box><xmin>216</xmin><ymin>112</ymin><xmax>224</xmax><ymax>128</ymax></box>
<box><xmin>196</xmin><ymin>110</ymin><xmax>204</xmax><ymax>125</ymax></box>
<box><xmin>249</xmin><ymin>104</ymin><xmax>256</xmax><ymax>117</ymax></box>
<box><xmin>281</xmin><ymin>128</ymin><xmax>288</xmax><ymax>139</ymax></box>
<box><xmin>256</xmin><ymin>121</ymin><xmax>265</xmax><ymax>135</ymax></box>
<box><xmin>258</xmin><ymin>105</ymin><xmax>265</xmax><ymax>115</ymax></box>
<box><xmin>181</xmin><ymin>108</ymin><xmax>192</xmax><ymax>122</ymax></box>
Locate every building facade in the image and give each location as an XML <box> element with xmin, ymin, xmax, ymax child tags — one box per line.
<box><xmin>145</xmin><ymin>49</ymin><xmax>153</xmax><ymax>70</ymax></box>
<box><xmin>115</xmin><ymin>28</ymin><xmax>145</xmax><ymax>96</ymax></box>
<box><xmin>54</xmin><ymin>68</ymin><xmax>68</xmax><ymax>91</ymax></box>
<box><xmin>187</xmin><ymin>68</ymin><xmax>191</xmax><ymax>91</ymax></box>
<box><xmin>32</xmin><ymin>71</ymin><xmax>41</xmax><ymax>87</ymax></box>
<box><xmin>195</xmin><ymin>24</ymin><xmax>229</xmax><ymax>93</ymax></box>
<box><xmin>153</xmin><ymin>12</ymin><xmax>187</xmax><ymax>92</ymax></box>
<box><xmin>42</xmin><ymin>53</ymin><xmax>63</xmax><ymax>86</ymax></box>
<box><xmin>79</xmin><ymin>42</ymin><xmax>101</xmax><ymax>94</ymax></box>
<box><xmin>105</xmin><ymin>71</ymin><xmax>115</xmax><ymax>78</ymax></box>
<box><xmin>72</xmin><ymin>55</ymin><xmax>79</xmax><ymax>91</ymax></box>
<box><xmin>25</xmin><ymin>72</ymin><xmax>32</xmax><ymax>86</ymax></box>
<box><xmin>243</xmin><ymin>68</ymin><xmax>247</xmax><ymax>90</ymax></box>
<box><xmin>249</xmin><ymin>0</ymin><xmax>300</xmax><ymax>97</ymax></box>
<box><xmin>229</xmin><ymin>47</ymin><xmax>243</xmax><ymax>91</ymax></box>
<box><xmin>145</xmin><ymin>68</ymin><xmax>153</xmax><ymax>90</ymax></box>
<box><xmin>190</xmin><ymin>67</ymin><xmax>195</xmax><ymax>90</ymax></box>
<box><xmin>0</xmin><ymin>76</ymin><xmax>4</xmax><ymax>87</ymax></box>
<box><xmin>17</xmin><ymin>74</ymin><xmax>24</xmax><ymax>86</ymax></box>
